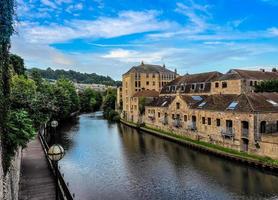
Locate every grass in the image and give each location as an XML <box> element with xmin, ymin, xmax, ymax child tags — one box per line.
<box><xmin>141</xmin><ymin>125</ymin><xmax>278</xmax><ymax>166</ymax></box>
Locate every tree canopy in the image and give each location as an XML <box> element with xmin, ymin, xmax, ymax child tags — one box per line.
<box><xmin>28</xmin><ymin>67</ymin><xmax>122</xmax><ymax>86</ymax></box>
<box><xmin>255</xmin><ymin>80</ymin><xmax>278</xmax><ymax>93</ymax></box>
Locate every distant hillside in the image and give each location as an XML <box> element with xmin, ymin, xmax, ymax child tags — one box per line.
<box><xmin>27</xmin><ymin>67</ymin><xmax>122</xmax><ymax>86</ymax></box>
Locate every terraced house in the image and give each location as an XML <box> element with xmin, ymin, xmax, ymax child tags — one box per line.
<box><xmin>143</xmin><ymin>69</ymin><xmax>278</xmax><ymax>159</ymax></box>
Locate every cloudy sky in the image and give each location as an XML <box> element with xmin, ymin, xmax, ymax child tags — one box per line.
<box><xmin>12</xmin><ymin>0</ymin><xmax>278</xmax><ymax>80</ymax></box>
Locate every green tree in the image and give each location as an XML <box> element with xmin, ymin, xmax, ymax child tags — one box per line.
<box><xmin>4</xmin><ymin>110</ymin><xmax>35</xmax><ymax>165</ymax></box>
<box><xmin>0</xmin><ymin>0</ymin><xmax>15</xmax><ymax>172</ymax></box>
<box><xmin>52</xmin><ymin>79</ymin><xmax>80</xmax><ymax>120</ymax></box>
<box><xmin>10</xmin><ymin>54</ymin><xmax>25</xmax><ymax>75</ymax></box>
<box><xmin>255</xmin><ymin>80</ymin><xmax>278</xmax><ymax>93</ymax></box>
<box><xmin>10</xmin><ymin>75</ymin><xmax>37</xmax><ymax>109</ymax></box>
<box><xmin>79</xmin><ymin>88</ymin><xmax>102</xmax><ymax>112</ymax></box>
<box><xmin>103</xmin><ymin>88</ymin><xmax>119</xmax><ymax>121</ymax></box>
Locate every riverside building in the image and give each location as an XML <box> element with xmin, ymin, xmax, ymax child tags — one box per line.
<box><xmin>119</xmin><ymin>66</ymin><xmax>278</xmax><ymax>159</ymax></box>
<box><xmin>121</xmin><ymin>61</ymin><xmax>178</xmax><ymax>121</ymax></box>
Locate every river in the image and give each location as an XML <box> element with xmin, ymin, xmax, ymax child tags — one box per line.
<box><xmin>56</xmin><ymin>112</ymin><xmax>278</xmax><ymax>200</ymax></box>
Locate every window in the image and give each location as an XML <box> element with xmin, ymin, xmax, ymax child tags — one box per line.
<box><xmin>215</xmin><ymin>82</ymin><xmax>219</xmax><ymax>88</ymax></box>
<box><xmin>202</xmin><ymin>117</ymin><xmax>206</xmax><ymax>124</ymax></box>
<box><xmin>153</xmin><ymin>81</ymin><xmax>155</xmax><ymax>86</ymax></box>
<box><xmin>222</xmin><ymin>82</ymin><xmax>227</xmax><ymax>88</ymax></box>
<box><xmin>192</xmin><ymin>96</ymin><xmax>203</xmax><ymax>101</ymax></box>
<box><xmin>200</xmin><ymin>83</ymin><xmax>204</xmax><ymax>90</ymax></box>
<box><xmin>176</xmin><ymin>102</ymin><xmax>180</xmax><ymax>109</ymax></box>
<box><xmin>172</xmin><ymin>114</ymin><xmax>175</xmax><ymax>119</ymax></box>
<box><xmin>135</xmin><ymin>81</ymin><xmax>137</xmax><ymax>87</ymax></box>
<box><xmin>267</xmin><ymin>99</ymin><xmax>278</xmax><ymax>106</ymax></box>
<box><xmin>191</xmin><ymin>84</ymin><xmax>196</xmax><ymax>90</ymax></box>
<box><xmin>198</xmin><ymin>101</ymin><xmax>206</xmax><ymax>108</ymax></box>
<box><xmin>208</xmin><ymin>118</ymin><xmax>211</xmax><ymax>125</ymax></box>
<box><xmin>146</xmin><ymin>74</ymin><xmax>149</xmax><ymax>78</ymax></box>
<box><xmin>158</xmin><ymin>112</ymin><xmax>160</xmax><ymax>118</ymax></box>
<box><xmin>216</xmin><ymin>119</ymin><xmax>221</xmax><ymax>126</ymax></box>
<box><xmin>227</xmin><ymin>101</ymin><xmax>238</xmax><ymax>110</ymax></box>
<box><xmin>184</xmin><ymin>115</ymin><xmax>187</xmax><ymax>121</ymax></box>
<box><xmin>152</xmin><ymin>74</ymin><xmax>155</xmax><ymax>78</ymax></box>
<box><xmin>161</xmin><ymin>101</ymin><xmax>167</xmax><ymax>106</ymax></box>
<box><xmin>260</xmin><ymin>121</ymin><xmax>266</xmax><ymax>133</ymax></box>
<box><xmin>254</xmin><ymin>81</ymin><xmax>257</xmax><ymax>86</ymax></box>
<box><xmin>138</xmin><ymin>81</ymin><xmax>141</xmax><ymax>87</ymax></box>
<box><xmin>146</xmin><ymin>81</ymin><xmax>149</xmax><ymax>85</ymax></box>
<box><xmin>250</xmin><ymin>81</ymin><xmax>253</xmax><ymax>86</ymax></box>
<box><xmin>176</xmin><ymin>114</ymin><xmax>180</xmax><ymax>120</ymax></box>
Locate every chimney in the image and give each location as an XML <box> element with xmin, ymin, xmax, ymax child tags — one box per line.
<box><xmin>141</xmin><ymin>60</ymin><xmax>144</xmax><ymax>65</ymax></box>
<box><xmin>175</xmin><ymin>68</ymin><xmax>177</xmax><ymax>74</ymax></box>
<box><xmin>272</xmin><ymin>68</ymin><xmax>277</xmax><ymax>72</ymax></box>
<box><xmin>260</xmin><ymin>68</ymin><xmax>265</xmax><ymax>72</ymax></box>
<box><xmin>163</xmin><ymin>64</ymin><xmax>166</xmax><ymax>68</ymax></box>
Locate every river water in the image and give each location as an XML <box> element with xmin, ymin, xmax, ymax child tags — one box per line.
<box><xmin>57</xmin><ymin>112</ymin><xmax>278</xmax><ymax>200</ymax></box>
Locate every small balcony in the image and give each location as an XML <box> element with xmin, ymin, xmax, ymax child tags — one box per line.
<box><xmin>172</xmin><ymin>119</ymin><xmax>181</xmax><ymax>128</ymax></box>
<box><xmin>160</xmin><ymin>117</ymin><xmax>168</xmax><ymax>125</ymax></box>
<box><xmin>221</xmin><ymin>127</ymin><xmax>235</xmax><ymax>138</ymax></box>
<box><xmin>187</xmin><ymin>122</ymin><xmax>197</xmax><ymax>131</ymax></box>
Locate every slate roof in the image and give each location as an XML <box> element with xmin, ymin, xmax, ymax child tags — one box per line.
<box><xmin>217</xmin><ymin>69</ymin><xmax>278</xmax><ymax>81</ymax></box>
<box><xmin>160</xmin><ymin>71</ymin><xmax>221</xmax><ymax>94</ymax></box>
<box><xmin>147</xmin><ymin>93</ymin><xmax>278</xmax><ymax>113</ymax></box>
<box><xmin>123</xmin><ymin>63</ymin><xmax>176</xmax><ymax>75</ymax></box>
<box><xmin>146</xmin><ymin>96</ymin><xmax>175</xmax><ymax>107</ymax></box>
<box><xmin>132</xmin><ymin>90</ymin><xmax>159</xmax><ymax>98</ymax></box>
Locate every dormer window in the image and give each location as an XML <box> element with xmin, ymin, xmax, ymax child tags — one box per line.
<box><xmin>191</xmin><ymin>84</ymin><xmax>196</xmax><ymax>90</ymax></box>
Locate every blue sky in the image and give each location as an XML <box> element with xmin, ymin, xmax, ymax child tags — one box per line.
<box><xmin>12</xmin><ymin>0</ymin><xmax>278</xmax><ymax>80</ymax></box>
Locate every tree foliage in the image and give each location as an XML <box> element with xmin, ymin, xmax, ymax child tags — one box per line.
<box><xmin>255</xmin><ymin>80</ymin><xmax>278</xmax><ymax>93</ymax></box>
<box><xmin>10</xmin><ymin>54</ymin><xmax>25</xmax><ymax>75</ymax></box>
<box><xmin>103</xmin><ymin>88</ymin><xmax>119</xmax><ymax>121</ymax></box>
<box><xmin>28</xmin><ymin>67</ymin><xmax>122</xmax><ymax>86</ymax></box>
<box><xmin>79</xmin><ymin>88</ymin><xmax>102</xmax><ymax>112</ymax></box>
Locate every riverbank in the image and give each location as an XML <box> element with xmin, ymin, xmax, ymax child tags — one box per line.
<box><xmin>120</xmin><ymin>119</ymin><xmax>278</xmax><ymax>173</ymax></box>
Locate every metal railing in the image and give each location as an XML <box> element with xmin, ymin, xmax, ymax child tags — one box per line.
<box><xmin>38</xmin><ymin>126</ymin><xmax>74</xmax><ymax>200</ymax></box>
<box><xmin>172</xmin><ymin>119</ymin><xmax>181</xmax><ymax>128</ymax></box>
<box><xmin>221</xmin><ymin>127</ymin><xmax>235</xmax><ymax>138</ymax></box>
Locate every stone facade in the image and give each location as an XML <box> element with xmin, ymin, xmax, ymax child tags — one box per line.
<box><xmin>119</xmin><ymin>68</ymin><xmax>278</xmax><ymax>160</ymax></box>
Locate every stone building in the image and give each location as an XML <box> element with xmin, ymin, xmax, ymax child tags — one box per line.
<box><xmin>142</xmin><ymin>69</ymin><xmax>278</xmax><ymax>159</ymax></box>
<box><xmin>121</xmin><ymin>62</ymin><xmax>177</xmax><ymax>121</ymax></box>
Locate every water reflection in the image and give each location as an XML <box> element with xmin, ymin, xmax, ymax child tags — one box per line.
<box><xmin>58</xmin><ymin>113</ymin><xmax>278</xmax><ymax>200</ymax></box>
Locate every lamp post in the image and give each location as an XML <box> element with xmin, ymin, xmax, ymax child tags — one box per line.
<box><xmin>49</xmin><ymin>120</ymin><xmax>64</xmax><ymax>200</ymax></box>
<box><xmin>51</xmin><ymin>120</ymin><xmax>59</xmax><ymax>143</ymax></box>
<box><xmin>48</xmin><ymin>144</ymin><xmax>65</xmax><ymax>200</ymax></box>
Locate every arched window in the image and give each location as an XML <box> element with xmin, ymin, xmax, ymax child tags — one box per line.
<box><xmin>260</xmin><ymin>121</ymin><xmax>266</xmax><ymax>133</ymax></box>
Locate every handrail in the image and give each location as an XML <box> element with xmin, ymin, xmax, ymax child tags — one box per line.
<box><xmin>38</xmin><ymin>126</ymin><xmax>74</xmax><ymax>200</ymax></box>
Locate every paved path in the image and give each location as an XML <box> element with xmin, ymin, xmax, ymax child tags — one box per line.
<box><xmin>19</xmin><ymin>135</ymin><xmax>55</xmax><ymax>200</ymax></box>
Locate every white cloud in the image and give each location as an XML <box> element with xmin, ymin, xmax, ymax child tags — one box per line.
<box><xmin>41</xmin><ymin>0</ymin><xmax>57</xmax><ymax>9</ymax></box>
<box><xmin>18</xmin><ymin>10</ymin><xmax>178</xmax><ymax>44</ymax></box>
<box><xmin>268</xmin><ymin>27</ymin><xmax>278</xmax><ymax>36</ymax></box>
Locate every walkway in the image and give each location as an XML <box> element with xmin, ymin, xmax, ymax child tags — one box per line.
<box><xmin>19</xmin><ymin>135</ymin><xmax>55</xmax><ymax>200</ymax></box>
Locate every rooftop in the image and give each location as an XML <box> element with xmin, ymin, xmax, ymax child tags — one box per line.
<box><xmin>217</xmin><ymin>69</ymin><xmax>278</xmax><ymax>81</ymax></box>
<box><xmin>123</xmin><ymin>62</ymin><xmax>176</xmax><ymax>75</ymax></box>
<box><xmin>132</xmin><ymin>90</ymin><xmax>159</xmax><ymax>98</ymax></box>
